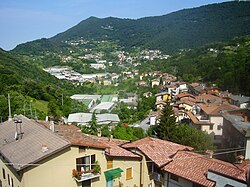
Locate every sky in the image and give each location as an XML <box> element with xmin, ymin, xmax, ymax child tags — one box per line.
<box><xmin>0</xmin><ymin>0</ymin><xmax>229</xmax><ymax>50</ymax></box>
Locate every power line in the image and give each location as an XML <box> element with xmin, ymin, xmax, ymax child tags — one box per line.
<box><xmin>2</xmin><ymin>148</ymin><xmax>246</xmax><ymax>168</ymax></box>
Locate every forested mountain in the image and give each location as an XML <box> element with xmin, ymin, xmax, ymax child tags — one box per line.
<box><xmin>13</xmin><ymin>1</ymin><xmax>250</xmax><ymax>54</ymax></box>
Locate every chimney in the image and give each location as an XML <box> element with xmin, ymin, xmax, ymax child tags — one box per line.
<box><xmin>244</xmin><ymin>115</ymin><xmax>248</xmax><ymax>122</ymax></box>
<box><xmin>41</xmin><ymin>144</ymin><xmax>48</xmax><ymax>153</ymax></box>
<box><xmin>97</xmin><ymin>128</ymin><xmax>101</xmax><ymax>137</ymax></box>
<box><xmin>235</xmin><ymin>155</ymin><xmax>244</xmax><ymax>164</ymax></box>
<box><xmin>49</xmin><ymin>121</ymin><xmax>55</xmax><ymax>132</ymax></box>
<box><xmin>206</xmin><ymin>150</ymin><xmax>214</xmax><ymax>158</ymax></box>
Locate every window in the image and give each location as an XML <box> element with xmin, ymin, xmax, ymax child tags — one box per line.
<box><xmin>107</xmin><ymin>159</ymin><xmax>113</xmax><ymax>169</ymax></box>
<box><xmin>209</xmin><ymin>125</ymin><xmax>213</xmax><ymax>130</ymax></box>
<box><xmin>2</xmin><ymin>169</ymin><xmax>5</xmax><ymax>179</ymax></box>
<box><xmin>170</xmin><ymin>173</ymin><xmax>179</xmax><ymax>182</ymax></box>
<box><xmin>147</xmin><ymin>162</ymin><xmax>155</xmax><ymax>175</ymax></box>
<box><xmin>126</xmin><ymin>167</ymin><xmax>133</xmax><ymax>180</ymax></box>
<box><xmin>0</xmin><ymin>180</ymin><xmax>2</xmax><ymax>187</ymax></box>
<box><xmin>7</xmin><ymin>174</ymin><xmax>10</xmax><ymax>185</ymax></box>
<box><xmin>79</xmin><ymin>146</ymin><xmax>86</xmax><ymax>153</ymax></box>
<box><xmin>76</xmin><ymin>154</ymin><xmax>96</xmax><ymax>172</ymax></box>
<box><xmin>217</xmin><ymin>125</ymin><xmax>222</xmax><ymax>130</ymax></box>
<box><xmin>11</xmin><ymin>178</ymin><xmax>14</xmax><ymax>187</ymax></box>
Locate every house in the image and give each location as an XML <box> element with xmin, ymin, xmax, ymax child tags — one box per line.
<box><xmin>222</xmin><ymin>109</ymin><xmax>250</xmax><ymax>161</ymax></box>
<box><xmin>155</xmin><ymin>91</ymin><xmax>171</xmax><ymax>110</ymax></box>
<box><xmin>119</xmin><ymin>93</ymin><xmax>138</xmax><ymax>109</ymax></box>
<box><xmin>0</xmin><ymin>115</ymin><xmax>141</xmax><ymax>187</ymax></box>
<box><xmin>175</xmin><ymin>92</ymin><xmax>195</xmax><ymax>102</ymax></box>
<box><xmin>195</xmin><ymin>93</ymin><xmax>224</xmax><ymax>104</ymax></box>
<box><xmin>148</xmin><ymin>111</ymin><xmax>161</xmax><ymax>125</ymax></box>
<box><xmin>67</xmin><ymin>113</ymin><xmax>120</xmax><ymax>126</ymax></box>
<box><xmin>189</xmin><ymin>83</ymin><xmax>207</xmax><ymax>96</ymax></box>
<box><xmin>228</xmin><ymin>94</ymin><xmax>250</xmax><ymax>108</ymax></box>
<box><xmin>138</xmin><ymin>81</ymin><xmax>147</xmax><ymax>87</ymax></box>
<box><xmin>143</xmin><ymin>92</ymin><xmax>153</xmax><ymax>98</ymax></box>
<box><xmin>90</xmin><ymin>63</ymin><xmax>106</xmax><ymax>69</ymax></box>
<box><xmin>187</xmin><ymin>103</ymin><xmax>238</xmax><ymax>147</ymax></box>
<box><xmin>151</xmin><ymin>79</ymin><xmax>160</xmax><ymax>88</ymax></box>
<box><xmin>163</xmin><ymin>151</ymin><xmax>247</xmax><ymax>187</ymax></box>
<box><xmin>122</xmin><ymin>137</ymin><xmax>193</xmax><ymax>187</ymax></box>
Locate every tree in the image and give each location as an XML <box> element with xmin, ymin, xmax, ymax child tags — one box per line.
<box><xmin>101</xmin><ymin>124</ymin><xmax>111</xmax><ymax>137</ymax></box>
<box><xmin>149</xmin><ymin>102</ymin><xmax>214</xmax><ymax>151</ymax></box>
<box><xmin>112</xmin><ymin>125</ymin><xmax>138</xmax><ymax>141</ymax></box>
<box><xmin>154</xmin><ymin>102</ymin><xmax>177</xmax><ymax>140</ymax></box>
<box><xmin>81</xmin><ymin>111</ymin><xmax>99</xmax><ymax>135</ymax></box>
<box><xmin>171</xmin><ymin>124</ymin><xmax>214</xmax><ymax>151</ymax></box>
<box><xmin>86</xmin><ymin>111</ymin><xmax>98</xmax><ymax>135</ymax></box>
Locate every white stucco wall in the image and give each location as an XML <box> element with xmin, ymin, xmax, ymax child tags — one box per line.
<box><xmin>207</xmin><ymin>171</ymin><xmax>246</xmax><ymax>187</ymax></box>
<box><xmin>164</xmin><ymin>172</ymin><xmax>193</xmax><ymax>187</ymax></box>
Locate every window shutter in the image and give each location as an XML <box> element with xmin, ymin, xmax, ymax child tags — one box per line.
<box><xmin>126</xmin><ymin>167</ymin><xmax>132</xmax><ymax>180</ymax></box>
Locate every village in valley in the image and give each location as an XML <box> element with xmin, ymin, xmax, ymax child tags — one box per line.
<box><xmin>27</xmin><ymin>41</ymin><xmax>250</xmax><ymax>186</ymax></box>
<box><xmin>1</xmin><ymin>1</ymin><xmax>250</xmax><ymax>186</ymax></box>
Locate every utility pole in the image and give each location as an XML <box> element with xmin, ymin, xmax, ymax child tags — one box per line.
<box><xmin>62</xmin><ymin>94</ymin><xmax>64</xmax><ymax>106</ymax></box>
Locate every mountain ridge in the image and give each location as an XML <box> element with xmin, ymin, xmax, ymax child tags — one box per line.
<box><xmin>12</xmin><ymin>1</ymin><xmax>250</xmax><ymax>54</ymax></box>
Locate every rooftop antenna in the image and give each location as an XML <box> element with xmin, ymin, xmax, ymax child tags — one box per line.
<box><xmin>8</xmin><ymin>94</ymin><xmax>12</xmax><ymax>121</ymax></box>
<box><xmin>23</xmin><ymin>100</ymin><xmax>26</xmax><ymax>116</ymax></box>
<box><xmin>30</xmin><ymin>100</ymin><xmax>33</xmax><ymax>119</ymax></box>
<box><xmin>34</xmin><ymin>108</ymin><xmax>37</xmax><ymax>120</ymax></box>
<box><xmin>13</xmin><ymin>115</ymin><xmax>24</xmax><ymax>140</ymax></box>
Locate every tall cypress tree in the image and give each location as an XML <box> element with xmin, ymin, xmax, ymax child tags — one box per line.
<box><xmin>155</xmin><ymin>102</ymin><xmax>177</xmax><ymax>140</ymax></box>
<box><xmin>88</xmin><ymin>110</ymin><xmax>98</xmax><ymax>135</ymax></box>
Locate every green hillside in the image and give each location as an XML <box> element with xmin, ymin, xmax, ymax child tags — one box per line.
<box><xmin>0</xmin><ymin>49</ymin><xmax>86</xmax><ymax>120</ymax></box>
<box><xmin>13</xmin><ymin>1</ymin><xmax>250</xmax><ymax>54</ymax></box>
<box><xmin>165</xmin><ymin>35</ymin><xmax>250</xmax><ymax>95</ymax></box>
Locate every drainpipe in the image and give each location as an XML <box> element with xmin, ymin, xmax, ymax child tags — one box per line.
<box><xmin>140</xmin><ymin>160</ymin><xmax>142</xmax><ymax>187</ymax></box>
<box><xmin>167</xmin><ymin>172</ymin><xmax>170</xmax><ymax>187</ymax></box>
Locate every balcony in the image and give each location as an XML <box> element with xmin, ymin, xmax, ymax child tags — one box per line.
<box><xmin>74</xmin><ymin>173</ymin><xmax>100</xmax><ymax>182</ymax></box>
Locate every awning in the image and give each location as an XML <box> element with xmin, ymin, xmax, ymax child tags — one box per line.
<box><xmin>104</xmin><ymin>168</ymin><xmax>123</xmax><ymax>181</ymax></box>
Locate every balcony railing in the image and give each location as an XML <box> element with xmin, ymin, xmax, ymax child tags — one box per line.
<box><xmin>74</xmin><ymin>173</ymin><xmax>100</xmax><ymax>182</ymax></box>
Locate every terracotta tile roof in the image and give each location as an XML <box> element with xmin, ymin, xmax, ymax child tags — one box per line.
<box><xmin>85</xmin><ymin>135</ymin><xmax>140</xmax><ymax>158</ymax></box>
<box><xmin>186</xmin><ymin>112</ymin><xmax>213</xmax><ymax>125</ymax></box>
<box><xmin>200</xmin><ymin>103</ymin><xmax>239</xmax><ymax>116</ymax></box>
<box><xmin>175</xmin><ymin>93</ymin><xmax>195</xmax><ymax>99</ymax></box>
<box><xmin>195</xmin><ymin>94</ymin><xmax>224</xmax><ymax>104</ymax></box>
<box><xmin>176</xmin><ymin>100</ymin><xmax>195</xmax><ymax>107</ymax></box>
<box><xmin>164</xmin><ymin>151</ymin><xmax>246</xmax><ymax>187</ymax></box>
<box><xmin>189</xmin><ymin>83</ymin><xmax>200</xmax><ymax>88</ymax></box>
<box><xmin>38</xmin><ymin>122</ymin><xmax>108</xmax><ymax>149</ymax></box>
<box><xmin>0</xmin><ymin>116</ymin><xmax>70</xmax><ymax>171</ymax></box>
<box><xmin>40</xmin><ymin>122</ymin><xmax>140</xmax><ymax>158</ymax></box>
<box><xmin>122</xmin><ymin>137</ymin><xmax>193</xmax><ymax>167</ymax></box>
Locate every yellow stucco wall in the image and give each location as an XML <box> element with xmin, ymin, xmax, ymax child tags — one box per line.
<box><xmin>111</xmin><ymin>159</ymin><xmax>141</xmax><ymax>187</ymax></box>
<box><xmin>1</xmin><ymin>146</ymin><xmax>142</xmax><ymax>187</ymax></box>
<box><xmin>0</xmin><ymin>158</ymin><xmax>21</xmax><ymax>187</ymax></box>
